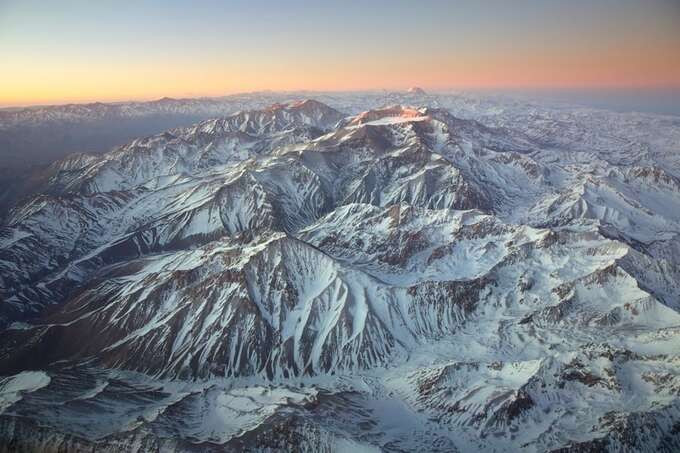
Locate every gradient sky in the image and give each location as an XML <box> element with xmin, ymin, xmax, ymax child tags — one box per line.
<box><xmin>1</xmin><ymin>0</ymin><xmax>679</xmax><ymax>106</ymax></box>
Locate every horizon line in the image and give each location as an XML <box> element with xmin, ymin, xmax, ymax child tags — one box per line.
<box><xmin>4</xmin><ymin>85</ymin><xmax>680</xmax><ymax>109</ymax></box>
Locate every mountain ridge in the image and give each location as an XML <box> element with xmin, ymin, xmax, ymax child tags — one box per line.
<box><xmin>1</xmin><ymin>97</ymin><xmax>679</xmax><ymax>451</ymax></box>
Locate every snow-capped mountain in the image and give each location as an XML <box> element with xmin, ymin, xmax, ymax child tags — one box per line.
<box><xmin>1</xmin><ymin>95</ymin><xmax>679</xmax><ymax>452</ymax></box>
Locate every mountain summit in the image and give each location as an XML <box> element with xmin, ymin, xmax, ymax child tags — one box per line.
<box><xmin>407</xmin><ymin>86</ymin><xmax>427</xmax><ymax>95</ymax></box>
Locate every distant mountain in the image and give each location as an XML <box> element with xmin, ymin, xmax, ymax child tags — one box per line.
<box><xmin>0</xmin><ymin>95</ymin><xmax>269</xmax><ymax>172</ymax></box>
<box><xmin>407</xmin><ymin>86</ymin><xmax>427</xmax><ymax>95</ymax></box>
<box><xmin>1</xmin><ymin>96</ymin><xmax>680</xmax><ymax>452</ymax></box>
<box><xmin>0</xmin><ymin>95</ymin><xmax>344</xmax><ymax>217</ymax></box>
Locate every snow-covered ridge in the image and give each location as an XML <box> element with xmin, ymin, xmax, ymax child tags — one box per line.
<box><xmin>1</xmin><ymin>96</ymin><xmax>680</xmax><ymax>451</ymax></box>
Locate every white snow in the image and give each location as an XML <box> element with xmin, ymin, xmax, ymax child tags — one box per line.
<box><xmin>0</xmin><ymin>371</ymin><xmax>51</xmax><ymax>413</ymax></box>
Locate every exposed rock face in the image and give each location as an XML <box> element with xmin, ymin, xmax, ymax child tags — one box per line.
<box><xmin>1</xmin><ymin>96</ymin><xmax>680</xmax><ymax>451</ymax></box>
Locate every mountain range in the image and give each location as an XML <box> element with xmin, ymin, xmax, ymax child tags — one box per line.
<box><xmin>1</xmin><ymin>92</ymin><xmax>679</xmax><ymax>451</ymax></box>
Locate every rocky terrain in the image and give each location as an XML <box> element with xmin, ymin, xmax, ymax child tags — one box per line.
<box><xmin>1</xmin><ymin>92</ymin><xmax>679</xmax><ymax>451</ymax></box>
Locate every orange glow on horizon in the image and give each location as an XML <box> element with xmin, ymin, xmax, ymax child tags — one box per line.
<box><xmin>2</xmin><ymin>0</ymin><xmax>679</xmax><ymax>107</ymax></box>
<box><xmin>2</xmin><ymin>25</ymin><xmax>679</xmax><ymax>107</ymax></box>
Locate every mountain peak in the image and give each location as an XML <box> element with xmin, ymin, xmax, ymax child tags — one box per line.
<box><xmin>407</xmin><ymin>86</ymin><xmax>427</xmax><ymax>95</ymax></box>
<box><xmin>262</xmin><ymin>99</ymin><xmax>341</xmax><ymax>116</ymax></box>
<box><xmin>287</xmin><ymin>99</ymin><xmax>327</xmax><ymax>110</ymax></box>
<box><xmin>348</xmin><ymin>105</ymin><xmax>429</xmax><ymax>126</ymax></box>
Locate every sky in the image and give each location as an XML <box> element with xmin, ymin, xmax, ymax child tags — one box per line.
<box><xmin>1</xmin><ymin>0</ymin><xmax>679</xmax><ymax>106</ymax></box>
